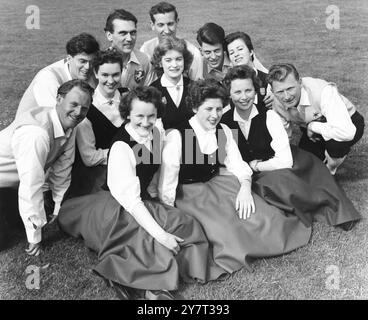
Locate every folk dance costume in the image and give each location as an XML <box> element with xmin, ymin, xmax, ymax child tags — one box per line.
<box><xmin>159</xmin><ymin>116</ymin><xmax>311</xmax><ymax>274</ymax></box>
<box><xmin>150</xmin><ymin>74</ymin><xmax>193</xmax><ymax>130</ymax></box>
<box><xmin>67</xmin><ymin>87</ymin><xmax>127</xmax><ymax>198</ymax></box>
<box><xmin>59</xmin><ymin>123</ymin><xmax>226</xmax><ymax>290</ymax></box>
<box><xmin>221</xmin><ymin>100</ymin><xmax>361</xmax><ymax>227</ymax></box>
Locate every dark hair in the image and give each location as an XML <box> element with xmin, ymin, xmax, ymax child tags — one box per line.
<box><xmin>93</xmin><ymin>49</ymin><xmax>123</xmax><ymax>72</ymax></box>
<box><xmin>66</xmin><ymin>33</ymin><xmax>100</xmax><ymax>56</ymax></box>
<box><xmin>119</xmin><ymin>86</ymin><xmax>164</xmax><ymax>121</ymax></box>
<box><xmin>149</xmin><ymin>2</ymin><xmax>178</xmax><ymax>23</ymax></box>
<box><xmin>151</xmin><ymin>36</ymin><xmax>193</xmax><ymax>76</ymax></box>
<box><xmin>104</xmin><ymin>9</ymin><xmax>138</xmax><ymax>33</ymax></box>
<box><xmin>186</xmin><ymin>79</ymin><xmax>229</xmax><ymax>111</ymax></box>
<box><xmin>267</xmin><ymin>63</ymin><xmax>300</xmax><ymax>85</ymax></box>
<box><xmin>57</xmin><ymin>79</ymin><xmax>94</xmax><ymax>99</ymax></box>
<box><xmin>223</xmin><ymin>65</ymin><xmax>262</xmax><ymax>94</ymax></box>
<box><xmin>196</xmin><ymin>22</ymin><xmax>225</xmax><ymax>47</ymax></box>
<box><xmin>224</xmin><ymin>31</ymin><xmax>254</xmax><ymax>59</ymax></box>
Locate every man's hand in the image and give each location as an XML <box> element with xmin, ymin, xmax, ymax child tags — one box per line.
<box><xmin>307</xmin><ymin>122</ymin><xmax>321</xmax><ymax>142</ymax></box>
<box><xmin>25</xmin><ymin>242</ymin><xmax>41</xmax><ymax>256</ymax></box>
<box><xmin>263</xmin><ymin>92</ymin><xmax>274</xmax><ymax>109</ymax></box>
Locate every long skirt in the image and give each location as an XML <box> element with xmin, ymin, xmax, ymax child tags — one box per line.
<box><xmin>251</xmin><ymin>146</ymin><xmax>361</xmax><ymax>227</ymax></box>
<box><xmin>175</xmin><ymin>175</ymin><xmax>312</xmax><ymax>274</ymax></box>
<box><xmin>58</xmin><ymin>191</ymin><xmax>227</xmax><ymax>290</ymax></box>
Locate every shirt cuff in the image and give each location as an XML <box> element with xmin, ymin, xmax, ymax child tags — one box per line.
<box><xmin>102</xmin><ymin>149</ymin><xmax>109</xmax><ymax>165</ymax></box>
<box><xmin>52</xmin><ymin>202</ymin><xmax>61</xmax><ymax>216</ymax></box>
<box><xmin>25</xmin><ymin>225</ymin><xmax>42</xmax><ymax>244</ymax></box>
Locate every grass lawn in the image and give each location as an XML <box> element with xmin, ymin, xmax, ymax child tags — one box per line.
<box><xmin>0</xmin><ymin>0</ymin><xmax>367</xmax><ymax>300</ymax></box>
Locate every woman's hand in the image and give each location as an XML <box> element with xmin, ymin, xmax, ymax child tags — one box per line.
<box><xmin>249</xmin><ymin>159</ymin><xmax>261</xmax><ymax>172</ymax></box>
<box><xmin>236</xmin><ymin>181</ymin><xmax>255</xmax><ymax>220</ymax></box>
<box><xmin>156</xmin><ymin>232</ymin><xmax>184</xmax><ymax>255</ymax></box>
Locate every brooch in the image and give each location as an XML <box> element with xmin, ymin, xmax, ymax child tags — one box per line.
<box><xmin>134</xmin><ymin>69</ymin><xmax>145</xmax><ymax>83</ymax></box>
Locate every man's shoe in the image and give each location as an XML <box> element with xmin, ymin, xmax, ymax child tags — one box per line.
<box><xmin>145</xmin><ymin>289</ymin><xmax>175</xmax><ymax>300</ymax></box>
<box><xmin>338</xmin><ymin>220</ymin><xmax>358</xmax><ymax>231</ymax></box>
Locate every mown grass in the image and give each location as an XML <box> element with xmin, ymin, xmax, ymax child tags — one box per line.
<box><xmin>0</xmin><ymin>0</ymin><xmax>367</xmax><ymax>300</ymax></box>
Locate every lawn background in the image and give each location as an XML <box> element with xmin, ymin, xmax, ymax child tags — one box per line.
<box><xmin>0</xmin><ymin>0</ymin><xmax>367</xmax><ymax>299</ymax></box>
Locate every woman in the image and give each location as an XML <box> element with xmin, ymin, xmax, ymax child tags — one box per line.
<box><xmin>59</xmin><ymin>86</ymin><xmax>226</xmax><ymax>300</ymax></box>
<box><xmin>68</xmin><ymin>49</ymin><xmax>128</xmax><ymax>197</ymax></box>
<box><xmin>224</xmin><ymin>32</ymin><xmax>271</xmax><ymax>107</ymax></box>
<box><xmin>150</xmin><ymin>36</ymin><xmax>194</xmax><ymax>129</ymax></box>
<box><xmin>221</xmin><ymin>65</ymin><xmax>361</xmax><ymax>229</ymax></box>
<box><xmin>158</xmin><ymin>79</ymin><xmax>311</xmax><ymax>274</ymax></box>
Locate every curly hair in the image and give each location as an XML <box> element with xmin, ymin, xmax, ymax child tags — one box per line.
<box><xmin>119</xmin><ymin>86</ymin><xmax>164</xmax><ymax>121</ymax></box>
<box><xmin>93</xmin><ymin>49</ymin><xmax>123</xmax><ymax>72</ymax></box>
<box><xmin>224</xmin><ymin>31</ymin><xmax>254</xmax><ymax>59</ymax></box>
<box><xmin>151</xmin><ymin>36</ymin><xmax>193</xmax><ymax>77</ymax></box>
<box><xmin>66</xmin><ymin>33</ymin><xmax>100</xmax><ymax>57</ymax></box>
<box><xmin>186</xmin><ymin>79</ymin><xmax>229</xmax><ymax>111</ymax></box>
<box><xmin>223</xmin><ymin>65</ymin><xmax>262</xmax><ymax>94</ymax></box>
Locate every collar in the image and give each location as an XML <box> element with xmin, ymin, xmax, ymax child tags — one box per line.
<box><xmin>233</xmin><ymin>104</ymin><xmax>258</xmax><ymax>123</ymax></box>
<box><xmin>127</xmin><ymin>50</ymin><xmax>141</xmax><ymax>66</ymax></box>
<box><xmin>51</xmin><ymin>108</ymin><xmax>72</xmax><ymax>139</ymax></box>
<box><xmin>93</xmin><ymin>86</ymin><xmax>120</xmax><ymax>106</ymax></box>
<box><xmin>63</xmin><ymin>59</ymin><xmax>73</xmax><ymax>81</ymax></box>
<box><xmin>189</xmin><ymin>115</ymin><xmax>216</xmax><ymax>135</ymax></box>
<box><xmin>125</xmin><ymin>122</ymin><xmax>153</xmax><ymax>146</ymax></box>
<box><xmin>161</xmin><ymin>74</ymin><xmax>184</xmax><ymax>88</ymax></box>
<box><xmin>298</xmin><ymin>85</ymin><xmax>311</xmax><ymax>107</ymax></box>
<box><xmin>207</xmin><ymin>54</ymin><xmax>231</xmax><ymax>73</ymax></box>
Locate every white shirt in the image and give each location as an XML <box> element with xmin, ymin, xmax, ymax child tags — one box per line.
<box><xmin>0</xmin><ymin>109</ymin><xmax>75</xmax><ymax>244</ymax></box>
<box><xmin>107</xmin><ymin>123</ymin><xmax>162</xmax><ymax>214</ymax></box>
<box><xmin>301</xmin><ymin>85</ymin><xmax>356</xmax><ymax>141</ymax></box>
<box><xmin>161</xmin><ymin>74</ymin><xmax>184</xmax><ymax>107</ymax></box>
<box><xmin>76</xmin><ymin>87</ymin><xmax>121</xmax><ymax>166</ymax></box>
<box><xmin>233</xmin><ymin>105</ymin><xmax>293</xmax><ymax>171</ymax></box>
<box><xmin>140</xmin><ymin>37</ymin><xmax>203</xmax><ymax>81</ymax></box>
<box><xmin>158</xmin><ymin>115</ymin><xmax>252</xmax><ymax>206</ymax></box>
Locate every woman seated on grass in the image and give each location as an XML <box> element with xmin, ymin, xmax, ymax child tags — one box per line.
<box><xmin>68</xmin><ymin>49</ymin><xmax>128</xmax><ymax>198</ymax></box>
<box><xmin>224</xmin><ymin>31</ymin><xmax>273</xmax><ymax>108</ymax></box>
<box><xmin>58</xmin><ymin>86</ymin><xmax>227</xmax><ymax>300</ymax></box>
<box><xmin>158</xmin><ymin>79</ymin><xmax>311</xmax><ymax>274</ymax></box>
<box><xmin>221</xmin><ymin>65</ymin><xmax>361</xmax><ymax>230</ymax></box>
<box><xmin>150</xmin><ymin>36</ymin><xmax>194</xmax><ymax>129</ymax></box>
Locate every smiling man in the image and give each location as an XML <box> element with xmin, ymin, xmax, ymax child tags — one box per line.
<box><xmin>140</xmin><ymin>2</ymin><xmax>203</xmax><ymax>81</ymax></box>
<box><xmin>105</xmin><ymin>9</ymin><xmax>154</xmax><ymax>89</ymax></box>
<box><xmin>15</xmin><ymin>33</ymin><xmax>99</xmax><ymax>117</ymax></box>
<box><xmin>268</xmin><ymin>63</ymin><xmax>365</xmax><ymax>175</ymax></box>
<box><xmin>0</xmin><ymin>80</ymin><xmax>93</xmax><ymax>255</ymax></box>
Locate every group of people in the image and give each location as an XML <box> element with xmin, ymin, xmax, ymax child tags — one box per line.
<box><xmin>0</xmin><ymin>2</ymin><xmax>365</xmax><ymax>300</ymax></box>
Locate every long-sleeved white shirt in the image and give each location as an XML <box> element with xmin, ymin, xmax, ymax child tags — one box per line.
<box><xmin>158</xmin><ymin>115</ymin><xmax>252</xmax><ymax>206</ymax></box>
<box><xmin>76</xmin><ymin>87</ymin><xmax>122</xmax><ymax>166</ymax></box>
<box><xmin>233</xmin><ymin>105</ymin><xmax>293</xmax><ymax>171</ymax></box>
<box><xmin>0</xmin><ymin>109</ymin><xmax>75</xmax><ymax>244</ymax></box>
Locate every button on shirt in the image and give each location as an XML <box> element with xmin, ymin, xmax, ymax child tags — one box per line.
<box><xmin>76</xmin><ymin>87</ymin><xmax>122</xmax><ymax>166</ymax></box>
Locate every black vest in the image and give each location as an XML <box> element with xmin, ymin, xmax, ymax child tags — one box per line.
<box><xmin>221</xmin><ymin>103</ymin><xmax>274</xmax><ymax>162</ymax></box>
<box><xmin>176</xmin><ymin>121</ymin><xmax>227</xmax><ymax>184</ymax></box>
<box><xmin>150</xmin><ymin>77</ymin><xmax>193</xmax><ymax>130</ymax></box>
<box><xmin>106</xmin><ymin>126</ymin><xmax>160</xmax><ymax>199</ymax></box>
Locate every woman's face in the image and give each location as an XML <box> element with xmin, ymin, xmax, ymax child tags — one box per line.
<box><xmin>230</xmin><ymin>78</ymin><xmax>256</xmax><ymax>112</ymax></box>
<box><xmin>128</xmin><ymin>98</ymin><xmax>157</xmax><ymax>137</ymax></box>
<box><xmin>161</xmin><ymin>49</ymin><xmax>184</xmax><ymax>82</ymax></box>
<box><xmin>227</xmin><ymin>38</ymin><xmax>253</xmax><ymax>67</ymax></box>
<box><xmin>95</xmin><ymin>62</ymin><xmax>122</xmax><ymax>96</ymax></box>
<box><xmin>194</xmin><ymin>98</ymin><xmax>223</xmax><ymax>131</ymax></box>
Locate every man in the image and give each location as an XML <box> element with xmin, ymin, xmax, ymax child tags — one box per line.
<box><xmin>268</xmin><ymin>63</ymin><xmax>365</xmax><ymax>175</ymax></box>
<box><xmin>105</xmin><ymin>9</ymin><xmax>154</xmax><ymax>89</ymax></box>
<box><xmin>196</xmin><ymin>22</ymin><xmax>231</xmax><ymax>82</ymax></box>
<box><xmin>0</xmin><ymin>80</ymin><xmax>93</xmax><ymax>255</ymax></box>
<box><xmin>140</xmin><ymin>1</ymin><xmax>203</xmax><ymax>81</ymax></box>
<box><xmin>16</xmin><ymin>33</ymin><xmax>99</xmax><ymax>117</ymax></box>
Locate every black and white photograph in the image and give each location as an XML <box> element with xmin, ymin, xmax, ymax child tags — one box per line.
<box><xmin>0</xmin><ymin>0</ymin><xmax>367</xmax><ymax>303</ymax></box>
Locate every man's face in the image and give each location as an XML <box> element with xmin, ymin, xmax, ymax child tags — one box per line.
<box><xmin>200</xmin><ymin>42</ymin><xmax>224</xmax><ymax>70</ymax></box>
<box><xmin>271</xmin><ymin>73</ymin><xmax>302</xmax><ymax>109</ymax></box>
<box><xmin>68</xmin><ymin>53</ymin><xmax>96</xmax><ymax>80</ymax></box>
<box><xmin>151</xmin><ymin>11</ymin><xmax>178</xmax><ymax>40</ymax></box>
<box><xmin>56</xmin><ymin>86</ymin><xmax>91</xmax><ymax>131</ymax></box>
<box><xmin>106</xmin><ymin>19</ymin><xmax>137</xmax><ymax>54</ymax></box>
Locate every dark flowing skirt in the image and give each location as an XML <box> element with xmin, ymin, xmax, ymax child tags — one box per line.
<box><xmin>251</xmin><ymin>146</ymin><xmax>361</xmax><ymax>227</ymax></box>
<box><xmin>175</xmin><ymin>174</ymin><xmax>312</xmax><ymax>274</ymax></box>
<box><xmin>58</xmin><ymin>191</ymin><xmax>227</xmax><ymax>290</ymax></box>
